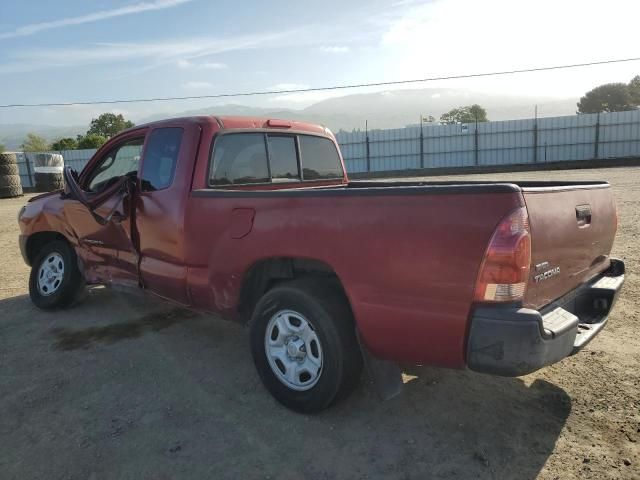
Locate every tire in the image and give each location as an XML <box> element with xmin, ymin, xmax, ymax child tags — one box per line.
<box><xmin>35</xmin><ymin>172</ymin><xmax>64</xmax><ymax>192</ymax></box>
<box><xmin>0</xmin><ymin>153</ymin><xmax>17</xmax><ymax>166</ymax></box>
<box><xmin>0</xmin><ymin>164</ymin><xmax>19</xmax><ymax>175</ymax></box>
<box><xmin>29</xmin><ymin>239</ymin><xmax>84</xmax><ymax>310</ymax></box>
<box><xmin>250</xmin><ymin>278</ymin><xmax>362</xmax><ymax>413</ymax></box>
<box><xmin>0</xmin><ymin>174</ymin><xmax>22</xmax><ymax>187</ymax></box>
<box><xmin>0</xmin><ymin>184</ymin><xmax>23</xmax><ymax>198</ymax></box>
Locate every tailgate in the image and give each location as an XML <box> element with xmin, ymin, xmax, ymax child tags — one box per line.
<box><xmin>522</xmin><ymin>183</ymin><xmax>617</xmax><ymax>310</ymax></box>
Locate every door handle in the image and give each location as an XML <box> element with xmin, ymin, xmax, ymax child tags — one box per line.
<box><xmin>575</xmin><ymin>205</ymin><xmax>592</xmax><ymax>227</ymax></box>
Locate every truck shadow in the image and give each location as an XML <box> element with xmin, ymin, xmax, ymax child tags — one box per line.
<box><xmin>0</xmin><ymin>289</ymin><xmax>571</xmax><ymax>480</ymax></box>
<box><xmin>50</xmin><ymin>307</ymin><xmax>199</xmax><ymax>350</ymax></box>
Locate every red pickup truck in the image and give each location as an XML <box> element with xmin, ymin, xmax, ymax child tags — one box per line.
<box><xmin>18</xmin><ymin>116</ymin><xmax>625</xmax><ymax>412</ymax></box>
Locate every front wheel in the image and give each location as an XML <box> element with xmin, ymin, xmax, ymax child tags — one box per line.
<box><xmin>249</xmin><ymin>278</ymin><xmax>362</xmax><ymax>413</ymax></box>
<box><xmin>29</xmin><ymin>239</ymin><xmax>84</xmax><ymax>310</ymax></box>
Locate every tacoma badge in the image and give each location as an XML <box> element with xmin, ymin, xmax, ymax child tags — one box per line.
<box><xmin>534</xmin><ymin>265</ymin><xmax>561</xmax><ymax>283</ymax></box>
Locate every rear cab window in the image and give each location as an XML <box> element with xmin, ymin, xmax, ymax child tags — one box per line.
<box><xmin>210</xmin><ymin>133</ymin><xmax>270</xmax><ymax>185</ymax></box>
<box><xmin>299</xmin><ymin>135</ymin><xmax>343</xmax><ymax>180</ymax></box>
<box><xmin>208</xmin><ymin>132</ymin><xmax>342</xmax><ymax>187</ymax></box>
<box><xmin>267</xmin><ymin>135</ymin><xmax>299</xmax><ymax>182</ymax></box>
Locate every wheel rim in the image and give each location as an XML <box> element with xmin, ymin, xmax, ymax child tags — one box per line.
<box><xmin>37</xmin><ymin>252</ymin><xmax>65</xmax><ymax>296</ymax></box>
<box><xmin>264</xmin><ymin>309</ymin><xmax>323</xmax><ymax>391</ymax></box>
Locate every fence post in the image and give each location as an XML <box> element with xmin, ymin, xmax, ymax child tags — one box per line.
<box><xmin>533</xmin><ymin>122</ymin><xmax>538</xmax><ymax>163</ymax></box>
<box><xmin>474</xmin><ymin>119</ymin><xmax>479</xmax><ymax>166</ymax></box>
<box><xmin>533</xmin><ymin>106</ymin><xmax>538</xmax><ymax>163</ymax></box>
<box><xmin>594</xmin><ymin>112</ymin><xmax>600</xmax><ymax>160</ymax></box>
<box><xmin>419</xmin><ymin>116</ymin><xmax>424</xmax><ymax>169</ymax></box>
<box><xmin>365</xmin><ymin>120</ymin><xmax>371</xmax><ymax>172</ymax></box>
<box><xmin>23</xmin><ymin>152</ymin><xmax>34</xmax><ymax>188</ymax></box>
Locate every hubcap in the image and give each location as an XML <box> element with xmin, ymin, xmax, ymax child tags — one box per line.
<box><xmin>37</xmin><ymin>252</ymin><xmax>65</xmax><ymax>296</ymax></box>
<box><xmin>264</xmin><ymin>310</ymin><xmax>323</xmax><ymax>391</ymax></box>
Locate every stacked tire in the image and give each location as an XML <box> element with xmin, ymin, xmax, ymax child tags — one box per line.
<box><xmin>0</xmin><ymin>152</ymin><xmax>23</xmax><ymax>198</ymax></box>
<box><xmin>33</xmin><ymin>153</ymin><xmax>64</xmax><ymax>192</ymax></box>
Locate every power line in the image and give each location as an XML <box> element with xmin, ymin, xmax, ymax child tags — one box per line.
<box><xmin>2</xmin><ymin>56</ymin><xmax>639</xmax><ymax>109</ymax></box>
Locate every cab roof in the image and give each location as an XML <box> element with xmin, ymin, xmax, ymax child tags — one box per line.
<box><xmin>132</xmin><ymin>115</ymin><xmax>329</xmax><ymax>136</ymax></box>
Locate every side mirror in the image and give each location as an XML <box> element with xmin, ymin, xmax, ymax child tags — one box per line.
<box><xmin>63</xmin><ymin>166</ymin><xmax>88</xmax><ymax>204</ymax></box>
<box><xmin>63</xmin><ymin>166</ymin><xmax>131</xmax><ymax>215</ymax></box>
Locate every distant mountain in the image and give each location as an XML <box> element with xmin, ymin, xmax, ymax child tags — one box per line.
<box><xmin>302</xmin><ymin>88</ymin><xmax>578</xmax><ymax>130</ymax></box>
<box><xmin>1</xmin><ymin>88</ymin><xmax>579</xmax><ymax>149</ymax></box>
<box><xmin>140</xmin><ymin>88</ymin><xmax>579</xmax><ymax>131</ymax></box>
<box><xmin>0</xmin><ymin>124</ymin><xmax>84</xmax><ymax>151</ymax></box>
<box><xmin>137</xmin><ymin>103</ymin><xmax>294</xmax><ymax>123</ymax></box>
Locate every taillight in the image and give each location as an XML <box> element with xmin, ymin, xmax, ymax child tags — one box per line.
<box><xmin>474</xmin><ymin>207</ymin><xmax>531</xmax><ymax>303</ymax></box>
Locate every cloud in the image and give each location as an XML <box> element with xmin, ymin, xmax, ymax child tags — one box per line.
<box><xmin>319</xmin><ymin>46</ymin><xmax>350</xmax><ymax>53</ymax></box>
<box><xmin>390</xmin><ymin>0</ymin><xmax>428</xmax><ymax>6</ymax></box>
<box><xmin>269</xmin><ymin>83</ymin><xmax>310</xmax><ymax>91</ymax></box>
<box><xmin>177</xmin><ymin>59</ymin><xmax>228</xmax><ymax>70</ymax></box>
<box><xmin>0</xmin><ymin>0</ymin><xmax>193</xmax><ymax>40</ymax></box>
<box><xmin>378</xmin><ymin>0</ymin><xmax>640</xmax><ymax>97</ymax></box>
<box><xmin>268</xmin><ymin>90</ymin><xmax>346</xmax><ymax>105</ymax></box>
<box><xmin>181</xmin><ymin>81</ymin><xmax>214</xmax><ymax>89</ymax></box>
<box><xmin>0</xmin><ymin>30</ymin><xmax>292</xmax><ymax>74</ymax></box>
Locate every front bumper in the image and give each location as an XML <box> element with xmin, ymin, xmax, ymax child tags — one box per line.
<box><xmin>18</xmin><ymin>234</ymin><xmax>30</xmax><ymax>266</ymax></box>
<box><xmin>467</xmin><ymin>258</ymin><xmax>625</xmax><ymax>376</ymax></box>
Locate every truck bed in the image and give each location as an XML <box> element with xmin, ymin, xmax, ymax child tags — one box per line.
<box><xmin>193</xmin><ymin>179</ymin><xmax>610</xmax><ymax>198</ymax></box>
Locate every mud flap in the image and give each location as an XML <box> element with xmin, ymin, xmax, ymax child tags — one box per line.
<box><xmin>356</xmin><ymin>330</ymin><xmax>403</xmax><ymax>400</ymax></box>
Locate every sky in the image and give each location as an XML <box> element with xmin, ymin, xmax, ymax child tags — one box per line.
<box><xmin>0</xmin><ymin>0</ymin><xmax>639</xmax><ymax>126</ymax></box>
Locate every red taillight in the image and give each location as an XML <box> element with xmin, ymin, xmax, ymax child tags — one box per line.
<box><xmin>474</xmin><ymin>207</ymin><xmax>531</xmax><ymax>303</ymax></box>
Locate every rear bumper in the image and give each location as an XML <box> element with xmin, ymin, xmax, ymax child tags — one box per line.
<box><xmin>466</xmin><ymin>258</ymin><xmax>625</xmax><ymax>376</ymax></box>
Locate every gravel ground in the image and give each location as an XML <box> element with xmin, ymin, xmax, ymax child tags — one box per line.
<box><xmin>0</xmin><ymin>166</ymin><xmax>638</xmax><ymax>480</ymax></box>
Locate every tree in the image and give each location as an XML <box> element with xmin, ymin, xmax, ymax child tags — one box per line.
<box><xmin>577</xmin><ymin>83</ymin><xmax>634</xmax><ymax>114</ymax></box>
<box><xmin>86</xmin><ymin>113</ymin><xmax>134</xmax><ymax>138</ymax></box>
<box><xmin>440</xmin><ymin>104</ymin><xmax>488</xmax><ymax>124</ymax></box>
<box><xmin>77</xmin><ymin>134</ymin><xmax>107</xmax><ymax>149</ymax></box>
<box><xmin>629</xmin><ymin>75</ymin><xmax>640</xmax><ymax>106</ymax></box>
<box><xmin>51</xmin><ymin>137</ymin><xmax>78</xmax><ymax>151</ymax></box>
<box><xmin>0</xmin><ymin>143</ymin><xmax>5</xmax><ymax>153</ymax></box>
<box><xmin>21</xmin><ymin>133</ymin><xmax>49</xmax><ymax>152</ymax></box>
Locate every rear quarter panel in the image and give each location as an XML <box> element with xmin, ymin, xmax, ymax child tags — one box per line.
<box><xmin>183</xmin><ymin>189</ymin><xmax>523</xmax><ymax>368</ymax></box>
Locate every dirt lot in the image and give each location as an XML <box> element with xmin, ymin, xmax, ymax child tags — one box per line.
<box><xmin>1</xmin><ymin>167</ymin><xmax>638</xmax><ymax>480</ymax></box>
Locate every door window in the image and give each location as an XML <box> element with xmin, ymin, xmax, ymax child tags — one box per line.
<box><xmin>88</xmin><ymin>138</ymin><xmax>144</xmax><ymax>192</ymax></box>
<box><xmin>140</xmin><ymin>128</ymin><xmax>183</xmax><ymax>191</ymax></box>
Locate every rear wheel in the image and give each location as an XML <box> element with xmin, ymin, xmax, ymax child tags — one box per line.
<box><xmin>29</xmin><ymin>240</ymin><xmax>84</xmax><ymax>310</ymax></box>
<box><xmin>249</xmin><ymin>278</ymin><xmax>362</xmax><ymax>413</ymax></box>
